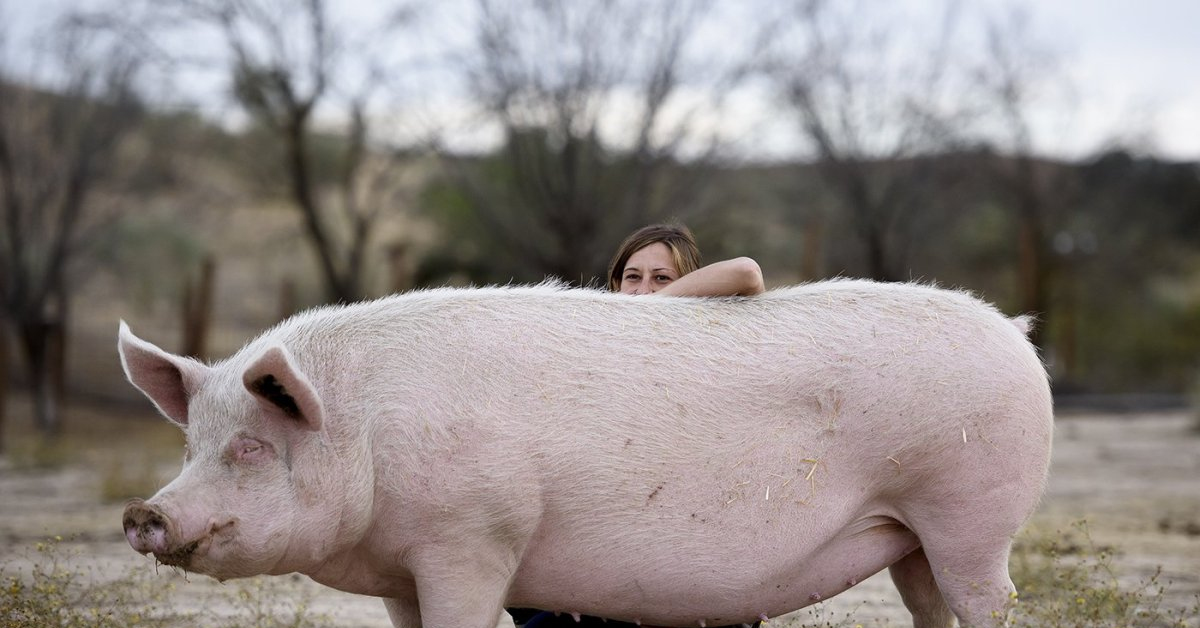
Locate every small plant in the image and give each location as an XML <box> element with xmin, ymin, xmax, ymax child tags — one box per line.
<box><xmin>1009</xmin><ymin>520</ymin><xmax>1200</xmax><ymax>627</ymax></box>
<box><xmin>782</xmin><ymin>601</ymin><xmax>881</xmax><ymax>628</ymax></box>
<box><xmin>210</xmin><ymin>577</ymin><xmax>333</xmax><ymax>628</ymax></box>
<box><xmin>0</xmin><ymin>536</ymin><xmax>179</xmax><ymax>627</ymax></box>
<box><xmin>1</xmin><ymin>538</ymin><xmax>335</xmax><ymax>628</ymax></box>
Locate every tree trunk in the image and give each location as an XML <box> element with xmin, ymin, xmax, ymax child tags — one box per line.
<box><xmin>800</xmin><ymin>219</ymin><xmax>824</xmax><ymax>282</ymax></box>
<box><xmin>1014</xmin><ymin>156</ymin><xmax>1050</xmax><ymax>351</ymax></box>
<box><xmin>388</xmin><ymin>243</ymin><xmax>410</xmax><ymax>295</ymax></box>
<box><xmin>1017</xmin><ymin>215</ymin><xmax>1050</xmax><ymax>350</ymax></box>
<box><xmin>278</xmin><ymin>278</ymin><xmax>298</xmax><ymax>323</ymax></box>
<box><xmin>865</xmin><ymin>224</ymin><xmax>895</xmax><ymax>282</ymax></box>
<box><xmin>182</xmin><ymin>256</ymin><xmax>216</xmax><ymax>360</ymax></box>
<box><xmin>1058</xmin><ymin>269</ymin><xmax>1077</xmax><ymax>380</ymax></box>
<box><xmin>0</xmin><ymin>320</ymin><xmax>9</xmax><ymax>455</ymax></box>
<box><xmin>285</xmin><ymin>113</ymin><xmax>354</xmax><ymax>304</ymax></box>
<box><xmin>19</xmin><ymin>318</ymin><xmax>61</xmax><ymax>437</ymax></box>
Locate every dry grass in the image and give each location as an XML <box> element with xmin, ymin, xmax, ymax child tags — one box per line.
<box><xmin>1</xmin><ymin>537</ymin><xmax>333</xmax><ymax>628</ymax></box>
<box><xmin>1</xmin><ymin>537</ymin><xmax>183</xmax><ymax>628</ymax></box>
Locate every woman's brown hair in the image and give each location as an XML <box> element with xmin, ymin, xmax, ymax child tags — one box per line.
<box><xmin>606</xmin><ymin>224</ymin><xmax>702</xmax><ymax>292</ymax></box>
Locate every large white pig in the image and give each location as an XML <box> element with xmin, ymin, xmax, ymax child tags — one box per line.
<box><xmin>119</xmin><ymin>280</ymin><xmax>1053</xmax><ymax>628</ymax></box>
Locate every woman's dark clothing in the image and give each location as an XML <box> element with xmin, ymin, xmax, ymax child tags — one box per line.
<box><xmin>508</xmin><ymin>608</ymin><xmax>761</xmax><ymax>628</ymax></box>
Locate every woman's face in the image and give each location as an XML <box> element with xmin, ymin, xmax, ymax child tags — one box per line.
<box><xmin>618</xmin><ymin>242</ymin><xmax>680</xmax><ymax>294</ymax></box>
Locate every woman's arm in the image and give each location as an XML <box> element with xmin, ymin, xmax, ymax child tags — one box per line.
<box><xmin>655</xmin><ymin>257</ymin><xmax>765</xmax><ymax>297</ymax></box>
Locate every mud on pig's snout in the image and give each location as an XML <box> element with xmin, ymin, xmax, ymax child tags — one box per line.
<box><xmin>123</xmin><ymin>498</ymin><xmax>178</xmax><ymax>555</ymax></box>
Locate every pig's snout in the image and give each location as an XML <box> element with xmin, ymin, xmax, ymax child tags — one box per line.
<box><xmin>124</xmin><ymin>498</ymin><xmax>175</xmax><ymax>555</ymax></box>
<box><xmin>123</xmin><ymin>499</ymin><xmax>238</xmax><ymax>567</ymax></box>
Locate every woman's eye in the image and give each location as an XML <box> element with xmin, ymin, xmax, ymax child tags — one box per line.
<box><xmin>624</xmin><ymin>273</ymin><xmax>640</xmax><ymax>282</ymax></box>
<box><xmin>655</xmin><ymin>275</ymin><xmax>674</xmax><ymax>282</ymax></box>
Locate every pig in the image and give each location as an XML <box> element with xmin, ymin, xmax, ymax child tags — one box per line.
<box><xmin>119</xmin><ymin>279</ymin><xmax>1053</xmax><ymax>628</ymax></box>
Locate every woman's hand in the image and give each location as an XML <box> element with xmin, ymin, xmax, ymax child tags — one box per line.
<box><xmin>655</xmin><ymin>257</ymin><xmax>764</xmax><ymax>297</ymax></box>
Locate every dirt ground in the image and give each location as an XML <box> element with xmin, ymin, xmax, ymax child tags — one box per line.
<box><xmin>1</xmin><ymin>398</ymin><xmax>1198</xmax><ymax>627</ymax></box>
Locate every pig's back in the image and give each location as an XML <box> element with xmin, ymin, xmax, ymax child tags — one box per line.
<box><xmin>301</xmin><ymin>279</ymin><xmax>1048</xmax><ymax>514</ymax></box>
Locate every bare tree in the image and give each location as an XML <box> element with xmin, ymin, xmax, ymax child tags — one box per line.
<box><xmin>435</xmin><ymin>0</ymin><xmax>745</xmax><ymax>284</ymax></box>
<box><xmin>0</xmin><ymin>15</ymin><xmax>144</xmax><ymax>439</ymax></box>
<box><xmin>135</xmin><ymin>0</ymin><xmax>419</xmax><ymax>303</ymax></box>
<box><xmin>763</xmin><ymin>0</ymin><xmax>971</xmax><ymax>281</ymax></box>
<box><xmin>972</xmin><ymin>3</ymin><xmax>1075</xmax><ymax>350</ymax></box>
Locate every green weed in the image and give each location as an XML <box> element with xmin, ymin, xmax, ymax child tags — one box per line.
<box><xmin>1009</xmin><ymin>520</ymin><xmax>1199</xmax><ymax>627</ymax></box>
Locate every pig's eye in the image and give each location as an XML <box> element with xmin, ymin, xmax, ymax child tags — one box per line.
<box><xmin>229</xmin><ymin>437</ymin><xmax>274</xmax><ymax>464</ymax></box>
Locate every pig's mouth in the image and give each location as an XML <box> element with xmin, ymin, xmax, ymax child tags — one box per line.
<box><xmin>153</xmin><ymin>536</ymin><xmax>206</xmax><ymax>568</ymax></box>
<box><xmin>150</xmin><ymin>519</ymin><xmax>238</xmax><ymax>569</ymax></box>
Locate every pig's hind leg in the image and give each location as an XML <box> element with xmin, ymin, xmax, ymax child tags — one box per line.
<box><xmin>922</xmin><ymin>543</ymin><xmax>1015</xmax><ymax>628</ymax></box>
<box><xmin>887</xmin><ymin>547</ymin><xmax>955</xmax><ymax>628</ymax></box>
<box><xmin>902</xmin><ymin>518</ymin><xmax>1018</xmax><ymax>628</ymax></box>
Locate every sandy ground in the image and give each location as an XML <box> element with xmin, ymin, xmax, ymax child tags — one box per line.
<box><xmin>2</xmin><ymin>402</ymin><xmax>1198</xmax><ymax>627</ymax></box>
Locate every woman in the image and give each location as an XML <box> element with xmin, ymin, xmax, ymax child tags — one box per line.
<box><xmin>511</xmin><ymin>223</ymin><xmax>764</xmax><ymax>628</ymax></box>
<box><xmin>607</xmin><ymin>223</ymin><xmax>764</xmax><ymax>297</ymax></box>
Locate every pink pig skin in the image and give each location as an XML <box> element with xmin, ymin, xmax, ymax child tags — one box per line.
<box><xmin>119</xmin><ymin>280</ymin><xmax>1052</xmax><ymax>628</ymax></box>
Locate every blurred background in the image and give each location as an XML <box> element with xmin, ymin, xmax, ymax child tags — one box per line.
<box><xmin>1</xmin><ymin>0</ymin><xmax>1198</xmax><ymax>451</ymax></box>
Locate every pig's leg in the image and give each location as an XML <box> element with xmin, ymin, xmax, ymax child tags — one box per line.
<box><xmin>918</xmin><ymin>540</ymin><xmax>1015</xmax><ymax>628</ymax></box>
<box><xmin>383</xmin><ymin>597</ymin><xmax>422</xmax><ymax>628</ymax></box>
<box><xmin>888</xmin><ymin>547</ymin><xmax>955</xmax><ymax>628</ymax></box>
<box><xmin>411</xmin><ymin>551</ymin><xmax>516</xmax><ymax>628</ymax></box>
<box><xmin>896</xmin><ymin>495</ymin><xmax>1022</xmax><ymax>627</ymax></box>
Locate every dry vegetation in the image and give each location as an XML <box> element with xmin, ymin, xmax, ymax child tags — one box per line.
<box><xmin>2</xmin><ymin>396</ymin><xmax>1199</xmax><ymax>627</ymax></box>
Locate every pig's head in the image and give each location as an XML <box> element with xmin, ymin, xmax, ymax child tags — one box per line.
<box><xmin>117</xmin><ymin>322</ymin><xmax>363</xmax><ymax>580</ymax></box>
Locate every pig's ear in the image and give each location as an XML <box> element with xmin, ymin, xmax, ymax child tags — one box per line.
<box><xmin>118</xmin><ymin>321</ymin><xmax>208</xmax><ymax>427</ymax></box>
<box><xmin>241</xmin><ymin>345</ymin><xmax>324</xmax><ymax>432</ymax></box>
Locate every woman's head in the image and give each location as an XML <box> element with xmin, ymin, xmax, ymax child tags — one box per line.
<box><xmin>607</xmin><ymin>224</ymin><xmax>702</xmax><ymax>294</ymax></box>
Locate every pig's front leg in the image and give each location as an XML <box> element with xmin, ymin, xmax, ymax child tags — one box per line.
<box><xmin>383</xmin><ymin>596</ymin><xmax>421</xmax><ymax>628</ymax></box>
<box><xmin>410</xmin><ymin>548</ymin><xmax>516</xmax><ymax>628</ymax></box>
<box><xmin>385</xmin><ymin>596</ymin><xmax>518</xmax><ymax>628</ymax></box>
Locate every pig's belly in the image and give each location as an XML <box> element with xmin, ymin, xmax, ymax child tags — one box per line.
<box><xmin>507</xmin><ymin>511</ymin><xmax>919</xmax><ymax>626</ymax></box>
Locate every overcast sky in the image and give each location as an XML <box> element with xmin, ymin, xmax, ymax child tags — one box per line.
<box><xmin>5</xmin><ymin>0</ymin><xmax>1198</xmax><ymax>160</ymax></box>
<box><xmin>1028</xmin><ymin>0</ymin><xmax>1199</xmax><ymax>159</ymax></box>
